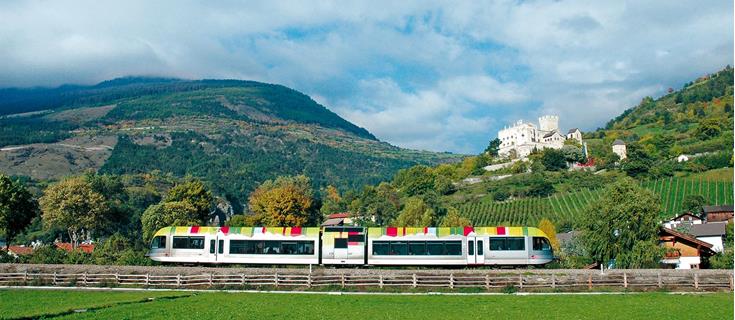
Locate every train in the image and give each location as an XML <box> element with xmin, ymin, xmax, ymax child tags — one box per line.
<box><xmin>147</xmin><ymin>225</ymin><xmax>554</xmax><ymax>266</ymax></box>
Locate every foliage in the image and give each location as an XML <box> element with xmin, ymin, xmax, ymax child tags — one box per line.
<box><xmin>248</xmin><ymin>175</ymin><xmax>316</xmax><ymax>227</ymax></box>
<box><xmin>392</xmin><ymin>165</ymin><xmax>436</xmax><ymax>197</ymax></box>
<box><xmin>681</xmin><ymin>194</ymin><xmax>705</xmax><ymax>214</ymax></box>
<box><xmin>141</xmin><ymin>201</ymin><xmax>200</xmax><ymax>241</ymax></box>
<box><xmin>708</xmin><ymin>222</ymin><xmax>733</xmax><ymax>269</ymax></box>
<box><xmin>620</xmin><ymin>143</ymin><xmax>655</xmax><ymax>178</ymax></box>
<box><xmin>579</xmin><ymin>178</ymin><xmax>662</xmax><ymax>267</ymax></box>
<box><xmin>537</xmin><ymin>218</ymin><xmax>560</xmax><ymax>252</ymax></box>
<box><xmin>526</xmin><ymin>174</ymin><xmax>555</xmax><ymax>197</ymax></box>
<box><xmin>393</xmin><ymin>197</ymin><xmax>435</xmax><ymax>227</ymax></box>
<box><xmin>560</xmin><ymin>145</ymin><xmax>585</xmax><ymax>163</ymax></box>
<box><xmin>320</xmin><ymin>185</ymin><xmax>345</xmax><ymax>217</ymax></box>
<box><xmin>539</xmin><ymin>149</ymin><xmax>567</xmax><ymax>171</ymax></box>
<box><xmin>39</xmin><ymin>177</ymin><xmax>111</xmax><ymax>248</ymax></box>
<box><xmin>695</xmin><ymin>118</ymin><xmax>722</xmax><ymax>139</ymax></box>
<box><xmin>225</xmin><ymin>215</ymin><xmax>250</xmax><ymax>227</ymax></box>
<box><xmin>0</xmin><ymin>174</ymin><xmax>38</xmax><ymax>247</ymax></box>
<box><xmin>484</xmin><ymin>138</ymin><xmax>501</xmax><ymax>156</ymax></box>
<box><xmin>439</xmin><ymin>207</ymin><xmax>470</xmax><ymax>227</ymax></box>
<box><xmin>350</xmin><ymin>182</ymin><xmax>401</xmax><ymax>226</ymax></box>
<box><xmin>164</xmin><ymin>179</ymin><xmax>214</xmax><ymax>222</ymax></box>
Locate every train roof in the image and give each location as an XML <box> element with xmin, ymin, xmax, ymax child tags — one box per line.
<box><xmin>153</xmin><ymin>226</ymin><xmax>320</xmax><ymax>238</ymax></box>
<box><xmin>154</xmin><ymin>226</ymin><xmax>548</xmax><ymax>238</ymax></box>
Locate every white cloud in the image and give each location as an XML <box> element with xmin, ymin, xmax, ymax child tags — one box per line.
<box><xmin>0</xmin><ymin>0</ymin><xmax>731</xmax><ymax>153</ymax></box>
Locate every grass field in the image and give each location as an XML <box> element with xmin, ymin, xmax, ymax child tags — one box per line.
<box><xmin>459</xmin><ymin>175</ymin><xmax>734</xmax><ymax>228</ymax></box>
<box><xmin>0</xmin><ymin>289</ymin><xmax>732</xmax><ymax>320</ymax></box>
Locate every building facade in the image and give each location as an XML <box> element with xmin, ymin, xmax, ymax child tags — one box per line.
<box><xmin>612</xmin><ymin>139</ymin><xmax>627</xmax><ymax>160</ymax></box>
<box><xmin>497</xmin><ymin>115</ymin><xmax>579</xmax><ymax>158</ymax></box>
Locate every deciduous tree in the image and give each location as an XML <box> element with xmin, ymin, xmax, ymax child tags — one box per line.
<box><xmin>164</xmin><ymin>179</ymin><xmax>213</xmax><ymax>222</ymax></box>
<box><xmin>0</xmin><ymin>174</ymin><xmax>38</xmax><ymax>249</ymax></box>
<box><xmin>439</xmin><ymin>207</ymin><xmax>470</xmax><ymax>227</ymax></box>
<box><xmin>141</xmin><ymin>201</ymin><xmax>200</xmax><ymax>241</ymax></box>
<box><xmin>393</xmin><ymin>197</ymin><xmax>435</xmax><ymax>227</ymax></box>
<box><xmin>537</xmin><ymin>218</ymin><xmax>560</xmax><ymax>252</ymax></box>
<box><xmin>40</xmin><ymin>177</ymin><xmax>110</xmax><ymax>248</ymax></box>
<box><xmin>248</xmin><ymin>175</ymin><xmax>315</xmax><ymax>227</ymax></box>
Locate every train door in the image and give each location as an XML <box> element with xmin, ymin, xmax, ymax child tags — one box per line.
<box><xmin>209</xmin><ymin>236</ymin><xmax>224</xmax><ymax>262</ymax></box>
<box><xmin>466</xmin><ymin>236</ymin><xmax>484</xmax><ymax>265</ymax></box>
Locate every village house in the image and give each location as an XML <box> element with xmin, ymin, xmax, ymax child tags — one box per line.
<box><xmin>659</xmin><ymin>228</ymin><xmax>715</xmax><ymax>269</ymax></box>
<box><xmin>689</xmin><ymin>222</ymin><xmax>728</xmax><ymax>253</ymax></box>
<box><xmin>662</xmin><ymin>212</ymin><xmax>703</xmax><ymax>229</ymax></box>
<box><xmin>702</xmin><ymin>205</ymin><xmax>734</xmax><ymax>223</ymax></box>
<box><xmin>612</xmin><ymin>139</ymin><xmax>627</xmax><ymax>160</ymax></box>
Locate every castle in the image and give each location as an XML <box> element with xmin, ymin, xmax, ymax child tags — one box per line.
<box><xmin>497</xmin><ymin>115</ymin><xmax>583</xmax><ymax>158</ymax></box>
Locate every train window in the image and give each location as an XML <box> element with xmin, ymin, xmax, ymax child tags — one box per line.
<box><xmin>427</xmin><ymin>241</ymin><xmax>444</xmax><ymax>255</ymax></box>
<box><xmin>445</xmin><ymin>241</ymin><xmax>462</xmax><ymax>255</ymax></box>
<box><xmin>468</xmin><ymin>240</ymin><xmax>475</xmax><ymax>255</ymax></box>
<box><xmin>390</xmin><ymin>241</ymin><xmax>408</xmax><ymax>255</ymax></box>
<box><xmin>210</xmin><ymin>239</ymin><xmax>215</xmax><ymax>254</ymax></box>
<box><xmin>218</xmin><ymin>240</ymin><xmax>224</xmax><ymax>254</ymax></box>
<box><xmin>172</xmin><ymin>236</ymin><xmax>205</xmax><ymax>249</ymax></box>
<box><xmin>489</xmin><ymin>238</ymin><xmax>505</xmax><ymax>250</ymax></box>
<box><xmin>264</xmin><ymin>241</ymin><xmax>281</xmax><ymax>254</ymax></box>
<box><xmin>373</xmin><ymin>241</ymin><xmax>390</xmax><ymax>255</ymax></box>
<box><xmin>477</xmin><ymin>240</ymin><xmax>484</xmax><ymax>255</ymax></box>
<box><xmin>151</xmin><ymin>236</ymin><xmax>166</xmax><ymax>249</ymax></box>
<box><xmin>409</xmin><ymin>241</ymin><xmax>426</xmax><ymax>255</ymax></box>
<box><xmin>229</xmin><ymin>240</ymin><xmax>315</xmax><ymax>255</ymax></box>
<box><xmin>532</xmin><ymin>237</ymin><xmax>551</xmax><ymax>251</ymax></box>
<box><xmin>334</xmin><ymin>238</ymin><xmax>348</xmax><ymax>249</ymax></box>
<box><xmin>347</xmin><ymin>234</ymin><xmax>365</xmax><ymax>242</ymax></box>
<box><xmin>507</xmin><ymin>237</ymin><xmax>525</xmax><ymax>251</ymax></box>
<box><xmin>229</xmin><ymin>240</ymin><xmax>254</xmax><ymax>254</ymax></box>
<box><xmin>298</xmin><ymin>241</ymin><xmax>315</xmax><ymax>254</ymax></box>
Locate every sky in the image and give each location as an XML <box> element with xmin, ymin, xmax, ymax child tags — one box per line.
<box><xmin>0</xmin><ymin>1</ymin><xmax>732</xmax><ymax>154</ymax></box>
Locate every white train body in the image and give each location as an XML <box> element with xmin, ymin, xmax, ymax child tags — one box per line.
<box><xmin>148</xmin><ymin>226</ymin><xmax>553</xmax><ymax>266</ymax></box>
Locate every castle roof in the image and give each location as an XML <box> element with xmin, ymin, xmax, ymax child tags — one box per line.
<box><xmin>567</xmin><ymin>128</ymin><xmax>580</xmax><ymax>134</ymax></box>
<box><xmin>612</xmin><ymin>139</ymin><xmax>625</xmax><ymax>146</ymax></box>
<box><xmin>543</xmin><ymin>131</ymin><xmax>561</xmax><ymax>138</ymax></box>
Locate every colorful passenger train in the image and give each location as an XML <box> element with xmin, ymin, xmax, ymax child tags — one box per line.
<box><xmin>147</xmin><ymin>226</ymin><xmax>554</xmax><ymax>266</ymax></box>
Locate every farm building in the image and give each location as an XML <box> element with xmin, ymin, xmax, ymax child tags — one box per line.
<box><xmin>689</xmin><ymin>222</ymin><xmax>728</xmax><ymax>253</ymax></box>
<box><xmin>659</xmin><ymin>228</ymin><xmax>715</xmax><ymax>269</ymax></box>
<box><xmin>702</xmin><ymin>205</ymin><xmax>733</xmax><ymax>223</ymax></box>
<box><xmin>662</xmin><ymin>212</ymin><xmax>703</xmax><ymax>229</ymax></box>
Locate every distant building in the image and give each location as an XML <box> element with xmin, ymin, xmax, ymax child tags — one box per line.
<box><xmin>321</xmin><ymin>212</ymin><xmax>355</xmax><ymax>226</ymax></box>
<box><xmin>703</xmin><ymin>205</ymin><xmax>734</xmax><ymax>223</ymax></box>
<box><xmin>612</xmin><ymin>139</ymin><xmax>627</xmax><ymax>160</ymax></box>
<box><xmin>677</xmin><ymin>154</ymin><xmax>690</xmax><ymax>162</ymax></box>
<box><xmin>566</xmin><ymin>128</ymin><xmax>583</xmax><ymax>143</ymax></box>
<box><xmin>659</xmin><ymin>228</ymin><xmax>715</xmax><ymax>269</ymax></box>
<box><xmin>662</xmin><ymin>212</ymin><xmax>703</xmax><ymax>229</ymax></box>
<box><xmin>497</xmin><ymin>115</ymin><xmax>581</xmax><ymax>159</ymax></box>
<box><xmin>689</xmin><ymin>222</ymin><xmax>728</xmax><ymax>253</ymax></box>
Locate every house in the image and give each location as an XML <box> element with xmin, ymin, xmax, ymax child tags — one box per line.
<box><xmin>702</xmin><ymin>205</ymin><xmax>734</xmax><ymax>223</ymax></box>
<box><xmin>659</xmin><ymin>228</ymin><xmax>715</xmax><ymax>269</ymax></box>
<box><xmin>689</xmin><ymin>222</ymin><xmax>728</xmax><ymax>252</ymax></box>
<box><xmin>676</xmin><ymin>154</ymin><xmax>690</xmax><ymax>162</ymax></box>
<box><xmin>662</xmin><ymin>212</ymin><xmax>703</xmax><ymax>229</ymax></box>
<box><xmin>612</xmin><ymin>139</ymin><xmax>627</xmax><ymax>160</ymax></box>
<box><xmin>5</xmin><ymin>245</ymin><xmax>33</xmax><ymax>257</ymax></box>
<box><xmin>566</xmin><ymin>128</ymin><xmax>583</xmax><ymax>143</ymax></box>
<box><xmin>321</xmin><ymin>213</ymin><xmax>355</xmax><ymax>227</ymax></box>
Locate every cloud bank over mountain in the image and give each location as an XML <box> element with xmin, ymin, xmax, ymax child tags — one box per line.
<box><xmin>0</xmin><ymin>0</ymin><xmax>731</xmax><ymax>153</ymax></box>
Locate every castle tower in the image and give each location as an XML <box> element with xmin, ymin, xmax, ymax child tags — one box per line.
<box><xmin>538</xmin><ymin>115</ymin><xmax>559</xmax><ymax>132</ymax></box>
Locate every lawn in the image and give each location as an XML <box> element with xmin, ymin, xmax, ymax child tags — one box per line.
<box><xmin>1</xmin><ymin>289</ymin><xmax>732</xmax><ymax>320</ymax></box>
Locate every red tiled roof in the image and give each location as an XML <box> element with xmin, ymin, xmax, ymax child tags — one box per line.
<box><xmin>7</xmin><ymin>246</ymin><xmax>33</xmax><ymax>255</ymax></box>
<box><xmin>55</xmin><ymin>242</ymin><xmax>95</xmax><ymax>253</ymax></box>
<box><xmin>327</xmin><ymin>213</ymin><xmax>350</xmax><ymax>219</ymax></box>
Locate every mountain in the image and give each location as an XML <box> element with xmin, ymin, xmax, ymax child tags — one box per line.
<box><xmin>584</xmin><ymin>66</ymin><xmax>734</xmax><ymax>159</ymax></box>
<box><xmin>0</xmin><ymin>77</ymin><xmax>462</xmax><ymax>206</ymax></box>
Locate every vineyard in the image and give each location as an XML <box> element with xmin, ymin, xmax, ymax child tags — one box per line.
<box><xmin>459</xmin><ymin>177</ymin><xmax>734</xmax><ymax>228</ymax></box>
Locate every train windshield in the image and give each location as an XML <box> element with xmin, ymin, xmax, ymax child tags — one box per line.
<box><xmin>532</xmin><ymin>237</ymin><xmax>551</xmax><ymax>251</ymax></box>
<box><xmin>151</xmin><ymin>236</ymin><xmax>166</xmax><ymax>249</ymax></box>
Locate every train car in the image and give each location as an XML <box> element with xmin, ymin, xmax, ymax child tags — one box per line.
<box><xmin>148</xmin><ymin>225</ymin><xmax>553</xmax><ymax>266</ymax></box>
<box><xmin>148</xmin><ymin>226</ymin><xmax>320</xmax><ymax>264</ymax></box>
<box><xmin>366</xmin><ymin>226</ymin><xmax>553</xmax><ymax>266</ymax></box>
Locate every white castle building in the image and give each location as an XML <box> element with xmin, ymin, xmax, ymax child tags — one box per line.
<box><xmin>498</xmin><ymin>115</ymin><xmax>582</xmax><ymax>159</ymax></box>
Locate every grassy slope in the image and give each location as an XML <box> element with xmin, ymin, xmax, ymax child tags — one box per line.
<box><xmin>0</xmin><ymin>290</ymin><xmax>728</xmax><ymax>320</ymax></box>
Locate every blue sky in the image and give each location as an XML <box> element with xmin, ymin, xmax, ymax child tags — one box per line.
<box><xmin>0</xmin><ymin>1</ymin><xmax>732</xmax><ymax>153</ymax></box>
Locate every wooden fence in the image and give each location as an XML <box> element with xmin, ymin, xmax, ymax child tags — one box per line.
<box><xmin>0</xmin><ymin>270</ymin><xmax>733</xmax><ymax>291</ymax></box>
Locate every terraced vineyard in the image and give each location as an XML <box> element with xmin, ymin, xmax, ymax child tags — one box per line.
<box><xmin>459</xmin><ymin>177</ymin><xmax>733</xmax><ymax>227</ymax></box>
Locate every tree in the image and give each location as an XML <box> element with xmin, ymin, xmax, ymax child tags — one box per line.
<box><xmin>526</xmin><ymin>174</ymin><xmax>555</xmax><ymax>197</ymax></box>
<box><xmin>0</xmin><ymin>174</ymin><xmax>38</xmax><ymax>249</ymax></box>
<box><xmin>248</xmin><ymin>175</ymin><xmax>315</xmax><ymax>227</ymax></box>
<box><xmin>40</xmin><ymin>177</ymin><xmax>110</xmax><ymax>248</ymax></box>
<box><xmin>352</xmin><ymin>182</ymin><xmax>401</xmax><ymax>226</ymax></box>
<box><xmin>393</xmin><ymin>197</ymin><xmax>435</xmax><ymax>227</ymax></box>
<box><xmin>560</xmin><ymin>145</ymin><xmax>585</xmax><ymax>163</ymax></box>
<box><xmin>393</xmin><ymin>165</ymin><xmax>435</xmax><ymax>196</ymax></box>
<box><xmin>484</xmin><ymin>138</ymin><xmax>501</xmax><ymax>156</ymax></box>
<box><xmin>540</xmin><ymin>148</ymin><xmax>567</xmax><ymax>171</ymax></box>
<box><xmin>580</xmin><ymin>178</ymin><xmax>663</xmax><ymax>268</ymax></box>
<box><xmin>537</xmin><ymin>218</ymin><xmax>560</xmax><ymax>252</ymax></box>
<box><xmin>681</xmin><ymin>195</ymin><xmax>706</xmax><ymax>214</ymax></box>
<box><xmin>620</xmin><ymin>143</ymin><xmax>655</xmax><ymax>178</ymax></box>
<box><xmin>695</xmin><ymin>118</ymin><xmax>722</xmax><ymax>140</ymax></box>
<box><xmin>709</xmin><ymin>222</ymin><xmax>733</xmax><ymax>269</ymax></box>
<box><xmin>141</xmin><ymin>201</ymin><xmax>200</xmax><ymax>241</ymax></box>
<box><xmin>440</xmin><ymin>207</ymin><xmax>470</xmax><ymax>227</ymax></box>
<box><xmin>164</xmin><ymin>179</ymin><xmax>213</xmax><ymax>222</ymax></box>
<box><xmin>320</xmin><ymin>185</ymin><xmax>345</xmax><ymax>217</ymax></box>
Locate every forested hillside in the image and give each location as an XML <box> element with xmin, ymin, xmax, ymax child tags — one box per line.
<box><xmin>0</xmin><ymin>77</ymin><xmax>462</xmax><ymax>207</ymax></box>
